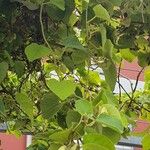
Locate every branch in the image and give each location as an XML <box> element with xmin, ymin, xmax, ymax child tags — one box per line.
<box><xmin>40</xmin><ymin>3</ymin><xmax>52</xmax><ymax>50</ymax></box>
<box><xmin>117</xmin><ymin>60</ymin><xmax>122</xmax><ymax>102</ymax></box>
<box><xmin>133</xmin><ymin>67</ymin><xmax>144</xmax><ymax>94</ymax></box>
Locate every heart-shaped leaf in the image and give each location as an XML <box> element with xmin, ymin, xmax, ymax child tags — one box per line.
<box><xmin>83</xmin><ymin>133</ymin><xmax>115</xmax><ymax>150</ymax></box>
<box><xmin>47</xmin><ymin>79</ymin><xmax>76</xmax><ymax>101</ymax></box>
<box><xmin>75</xmin><ymin>99</ymin><xmax>93</xmax><ymax>116</ymax></box>
<box><xmin>25</xmin><ymin>43</ymin><xmax>52</xmax><ymax>62</ymax></box>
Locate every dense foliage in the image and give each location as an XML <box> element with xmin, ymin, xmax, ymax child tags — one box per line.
<box><xmin>0</xmin><ymin>0</ymin><xmax>150</xmax><ymax>149</ymax></box>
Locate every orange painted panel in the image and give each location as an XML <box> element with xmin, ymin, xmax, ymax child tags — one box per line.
<box><xmin>0</xmin><ymin>133</ymin><xmax>26</xmax><ymax>150</ymax></box>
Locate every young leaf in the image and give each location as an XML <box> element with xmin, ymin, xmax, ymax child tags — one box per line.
<box><xmin>40</xmin><ymin>93</ymin><xmax>62</xmax><ymax>119</ymax></box>
<box><xmin>25</xmin><ymin>43</ymin><xmax>52</xmax><ymax>61</ymax></box>
<box><xmin>75</xmin><ymin>99</ymin><xmax>93</xmax><ymax>116</ymax></box>
<box><xmin>82</xmin><ymin>70</ymin><xmax>101</xmax><ymax>86</ymax></box>
<box><xmin>96</xmin><ymin>114</ymin><xmax>123</xmax><ymax>133</ymax></box>
<box><xmin>47</xmin><ymin>79</ymin><xmax>76</xmax><ymax>101</ymax></box>
<box><xmin>142</xmin><ymin>134</ymin><xmax>150</xmax><ymax>150</ymax></box>
<box><xmin>93</xmin><ymin>4</ymin><xmax>110</xmax><ymax>21</ymax></box>
<box><xmin>101</xmin><ymin>104</ymin><xmax>121</xmax><ymax>119</ymax></box>
<box><xmin>83</xmin><ymin>133</ymin><xmax>115</xmax><ymax>150</ymax></box>
<box><xmin>16</xmin><ymin>93</ymin><xmax>33</xmax><ymax>119</ymax></box>
<box><xmin>120</xmin><ymin>49</ymin><xmax>136</xmax><ymax>62</ymax></box>
<box><xmin>0</xmin><ymin>62</ymin><xmax>8</xmax><ymax>83</ymax></box>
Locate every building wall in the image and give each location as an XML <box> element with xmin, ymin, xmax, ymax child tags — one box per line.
<box><xmin>0</xmin><ymin>133</ymin><xmax>26</xmax><ymax>150</ymax></box>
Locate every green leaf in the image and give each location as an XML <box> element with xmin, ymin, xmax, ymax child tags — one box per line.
<box><xmin>83</xmin><ymin>0</ymin><xmax>89</xmax><ymax>3</ymax></box>
<box><xmin>16</xmin><ymin>93</ymin><xmax>33</xmax><ymax>119</ymax></box>
<box><xmin>68</xmin><ymin>13</ymin><xmax>78</xmax><ymax>27</ymax></box>
<box><xmin>58</xmin><ymin>145</ymin><xmax>67</xmax><ymax>150</ymax></box>
<box><xmin>138</xmin><ymin>52</ymin><xmax>150</xmax><ymax>67</ymax></box>
<box><xmin>120</xmin><ymin>49</ymin><xmax>136</xmax><ymax>62</ymax></box>
<box><xmin>109</xmin><ymin>0</ymin><xmax>122</xmax><ymax>6</ymax></box>
<box><xmin>93</xmin><ymin>4</ymin><xmax>110</xmax><ymax>21</ymax></box>
<box><xmin>83</xmin><ymin>133</ymin><xmax>115</xmax><ymax>150</ymax></box>
<box><xmin>12</xmin><ymin>0</ymin><xmax>39</xmax><ymax>10</ymax></box>
<box><xmin>83</xmin><ymin>144</ymin><xmax>107</xmax><ymax>150</ymax></box>
<box><xmin>40</xmin><ymin>93</ymin><xmax>62</xmax><ymax>119</ymax></box>
<box><xmin>14</xmin><ymin>61</ymin><xmax>25</xmax><ymax>77</ymax></box>
<box><xmin>102</xmin><ymin>127</ymin><xmax>121</xmax><ymax>144</ymax></box>
<box><xmin>75</xmin><ymin>99</ymin><xmax>93</xmax><ymax>116</ymax></box>
<box><xmin>49</xmin><ymin>129</ymin><xmax>71</xmax><ymax>144</ymax></box>
<box><xmin>96</xmin><ymin>114</ymin><xmax>123</xmax><ymax>133</ymax></box>
<box><xmin>101</xmin><ymin>104</ymin><xmax>121</xmax><ymax>119</ymax></box>
<box><xmin>66</xmin><ymin>110</ymin><xmax>81</xmax><ymax>127</ymax></box>
<box><xmin>50</xmin><ymin>0</ymin><xmax>65</xmax><ymax>11</ymax></box>
<box><xmin>0</xmin><ymin>98</ymin><xmax>6</xmax><ymax>116</ymax></box>
<box><xmin>99</xmin><ymin>25</ymin><xmax>106</xmax><ymax>47</ymax></box>
<box><xmin>103</xmin><ymin>39</ymin><xmax>113</xmax><ymax>58</ymax></box>
<box><xmin>63</xmin><ymin>35</ymin><xmax>86</xmax><ymax>51</ymax></box>
<box><xmin>142</xmin><ymin>134</ymin><xmax>150</xmax><ymax>150</ymax></box>
<box><xmin>144</xmin><ymin>68</ymin><xmax>150</xmax><ymax>82</ymax></box>
<box><xmin>103</xmin><ymin>61</ymin><xmax>117</xmax><ymax>91</ymax></box>
<box><xmin>25</xmin><ymin>43</ymin><xmax>52</xmax><ymax>62</ymax></box>
<box><xmin>81</xmin><ymin>70</ymin><xmax>101</xmax><ymax>86</ymax></box>
<box><xmin>0</xmin><ymin>62</ymin><xmax>8</xmax><ymax>83</ymax></box>
<box><xmin>72</xmin><ymin>50</ymin><xmax>88</xmax><ymax>65</ymax></box>
<box><xmin>47</xmin><ymin>79</ymin><xmax>76</xmax><ymax>101</ymax></box>
<box><xmin>102</xmin><ymin>89</ymin><xmax>118</xmax><ymax>105</ymax></box>
<box><xmin>49</xmin><ymin>143</ymin><xmax>62</xmax><ymax>150</ymax></box>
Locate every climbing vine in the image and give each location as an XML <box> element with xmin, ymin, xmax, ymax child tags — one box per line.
<box><xmin>0</xmin><ymin>0</ymin><xmax>150</xmax><ymax>149</ymax></box>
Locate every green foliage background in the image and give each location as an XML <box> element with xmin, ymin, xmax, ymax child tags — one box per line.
<box><xmin>0</xmin><ymin>0</ymin><xmax>150</xmax><ymax>149</ymax></box>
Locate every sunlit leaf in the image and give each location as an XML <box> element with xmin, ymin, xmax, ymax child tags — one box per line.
<box><xmin>93</xmin><ymin>4</ymin><xmax>110</xmax><ymax>21</ymax></box>
<box><xmin>49</xmin><ymin>129</ymin><xmax>71</xmax><ymax>144</ymax></box>
<box><xmin>47</xmin><ymin>79</ymin><xmax>76</xmax><ymax>101</ymax></box>
<box><xmin>96</xmin><ymin>114</ymin><xmax>124</xmax><ymax>133</ymax></box>
<box><xmin>75</xmin><ymin>99</ymin><xmax>93</xmax><ymax>116</ymax></box>
<box><xmin>83</xmin><ymin>133</ymin><xmax>115</xmax><ymax>150</ymax></box>
<box><xmin>25</xmin><ymin>43</ymin><xmax>52</xmax><ymax>61</ymax></box>
<box><xmin>142</xmin><ymin>134</ymin><xmax>150</xmax><ymax>150</ymax></box>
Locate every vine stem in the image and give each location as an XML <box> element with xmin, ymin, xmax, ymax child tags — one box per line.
<box><xmin>73</xmin><ymin>116</ymin><xmax>83</xmax><ymax>132</ymax></box>
<box><xmin>117</xmin><ymin>59</ymin><xmax>122</xmax><ymax>102</ymax></box>
<box><xmin>39</xmin><ymin>3</ymin><xmax>52</xmax><ymax>50</ymax></box>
